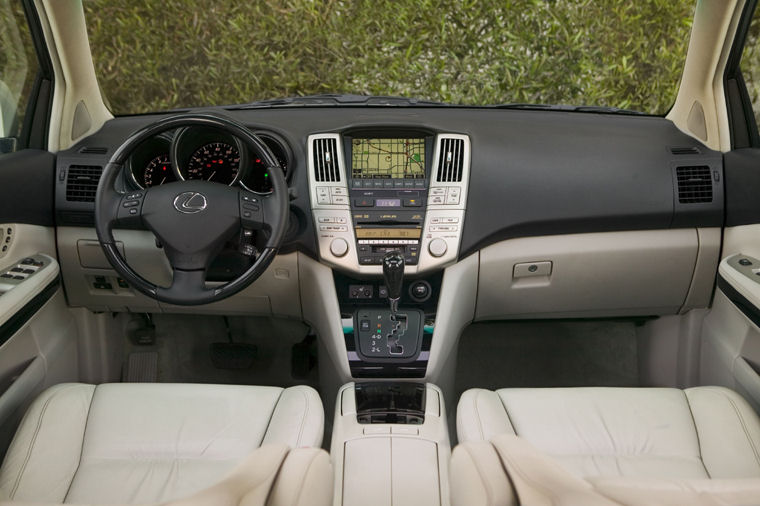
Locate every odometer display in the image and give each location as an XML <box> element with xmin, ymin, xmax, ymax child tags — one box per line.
<box><xmin>185</xmin><ymin>142</ymin><xmax>240</xmax><ymax>184</ymax></box>
<box><xmin>143</xmin><ymin>154</ymin><xmax>175</xmax><ymax>187</ymax></box>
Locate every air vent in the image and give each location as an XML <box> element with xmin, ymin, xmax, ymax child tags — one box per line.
<box><xmin>436</xmin><ymin>137</ymin><xmax>464</xmax><ymax>182</ymax></box>
<box><xmin>66</xmin><ymin>165</ymin><xmax>102</xmax><ymax>202</ymax></box>
<box><xmin>312</xmin><ymin>138</ymin><xmax>340</xmax><ymax>182</ymax></box>
<box><xmin>670</xmin><ymin>146</ymin><xmax>700</xmax><ymax>155</ymax></box>
<box><xmin>676</xmin><ymin>166</ymin><xmax>712</xmax><ymax>204</ymax></box>
<box><xmin>78</xmin><ymin>146</ymin><xmax>108</xmax><ymax>155</ymax></box>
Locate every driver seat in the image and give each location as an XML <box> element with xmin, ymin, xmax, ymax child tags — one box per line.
<box><xmin>0</xmin><ymin>382</ymin><xmax>326</xmax><ymax>505</ymax></box>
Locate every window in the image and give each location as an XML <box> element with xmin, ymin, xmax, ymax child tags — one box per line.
<box><xmin>84</xmin><ymin>1</ymin><xmax>694</xmax><ymax>116</ymax></box>
<box><xmin>0</xmin><ymin>0</ymin><xmax>40</xmax><ymax>151</ymax></box>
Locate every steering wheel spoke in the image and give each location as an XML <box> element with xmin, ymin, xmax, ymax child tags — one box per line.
<box><xmin>156</xmin><ymin>269</ymin><xmax>209</xmax><ymax>303</ymax></box>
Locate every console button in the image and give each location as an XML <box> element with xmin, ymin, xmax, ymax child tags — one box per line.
<box><xmin>354</xmin><ymin>198</ymin><xmax>374</xmax><ymax>207</ymax></box>
<box><xmin>430</xmin><ymin>188</ymin><xmax>446</xmax><ymax>196</ymax></box>
<box><xmin>403</xmin><ymin>198</ymin><xmax>421</xmax><ymax>207</ymax></box>
<box><xmin>430</xmin><ymin>196</ymin><xmax>445</xmax><ymax>205</ymax></box>
<box><xmin>330</xmin><ymin>238</ymin><xmax>349</xmax><ymax>257</ymax></box>
<box><xmin>332</xmin><ymin>195</ymin><xmax>349</xmax><ymax>205</ymax></box>
<box><xmin>428</xmin><ymin>238</ymin><xmax>448</xmax><ymax>257</ymax></box>
<box><xmin>360</xmin><ymin>320</ymin><xmax>370</xmax><ymax>331</ymax></box>
<box><xmin>359</xmin><ymin>256</ymin><xmax>374</xmax><ymax>265</ymax></box>
<box><xmin>330</xmin><ymin>187</ymin><xmax>348</xmax><ymax>196</ymax></box>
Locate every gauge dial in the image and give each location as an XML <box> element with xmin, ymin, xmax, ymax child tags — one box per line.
<box><xmin>242</xmin><ymin>137</ymin><xmax>289</xmax><ymax>194</ymax></box>
<box><xmin>185</xmin><ymin>142</ymin><xmax>240</xmax><ymax>184</ymax></box>
<box><xmin>143</xmin><ymin>154</ymin><xmax>176</xmax><ymax>187</ymax></box>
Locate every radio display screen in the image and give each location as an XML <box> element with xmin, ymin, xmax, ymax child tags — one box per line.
<box><xmin>351</xmin><ymin>138</ymin><xmax>425</xmax><ymax>179</ymax></box>
<box><xmin>355</xmin><ymin>228</ymin><xmax>422</xmax><ymax>239</ymax></box>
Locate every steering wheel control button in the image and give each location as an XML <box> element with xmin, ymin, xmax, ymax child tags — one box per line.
<box><xmin>428</xmin><ymin>238</ymin><xmax>448</xmax><ymax>257</ymax></box>
<box><xmin>123</xmin><ymin>200</ymin><xmax>139</xmax><ymax>208</ymax></box>
<box><xmin>739</xmin><ymin>258</ymin><xmax>753</xmax><ymax>266</ymax></box>
<box><xmin>330</xmin><ymin>238</ymin><xmax>349</xmax><ymax>257</ymax></box>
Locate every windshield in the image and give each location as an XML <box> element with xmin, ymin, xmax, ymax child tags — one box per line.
<box><xmin>84</xmin><ymin>1</ymin><xmax>694</xmax><ymax>115</ymax></box>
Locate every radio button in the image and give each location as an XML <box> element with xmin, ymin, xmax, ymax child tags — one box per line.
<box><xmin>414</xmin><ymin>180</ymin><xmax>426</xmax><ymax>188</ymax></box>
<box><xmin>330</xmin><ymin>238</ymin><xmax>349</xmax><ymax>257</ymax></box>
<box><xmin>352</xmin><ymin>180</ymin><xmax>363</xmax><ymax>188</ymax></box>
<box><xmin>429</xmin><ymin>238</ymin><xmax>448</xmax><ymax>258</ymax></box>
<box><xmin>372</xmin><ymin>180</ymin><xmax>385</xmax><ymax>188</ymax></box>
<box><xmin>394</xmin><ymin>180</ymin><xmax>405</xmax><ymax>188</ymax></box>
<box><xmin>383</xmin><ymin>180</ymin><xmax>394</xmax><ymax>188</ymax></box>
<box><xmin>359</xmin><ymin>257</ymin><xmax>375</xmax><ymax>265</ymax></box>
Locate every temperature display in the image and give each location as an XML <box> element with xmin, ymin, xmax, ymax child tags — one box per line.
<box><xmin>375</xmin><ymin>198</ymin><xmax>401</xmax><ymax>207</ymax></box>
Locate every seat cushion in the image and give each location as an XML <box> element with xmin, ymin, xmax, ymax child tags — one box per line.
<box><xmin>0</xmin><ymin>382</ymin><xmax>324</xmax><ymax>504</ymax></box>
<box><xmin>457</xmin><ymin>386</ymin><xmax>760</xmax><ymax>480</ymax></box>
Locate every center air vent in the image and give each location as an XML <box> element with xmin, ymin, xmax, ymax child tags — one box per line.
<box><xmin>312</xmin><ymin>138</ymin><xmax>340</xmax><ymax>182</ymax></box>
<box><xmin>676</xmin><ymin>166</ymin><xmax>712</xmax><ymax>204</ymax></box>
<box><xmin>66</xmin><ymin>165</ymin><xmax>102</xmax><ymax>202</ymax></box>
<box><xmin>436</xmin><ymin>137</ymin><xmax>464</xmax><ymax>182</ymax></box>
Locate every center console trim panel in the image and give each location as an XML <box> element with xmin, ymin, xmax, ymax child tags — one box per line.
<box><xmin>309</xmin><ymin>132</ymin><xmax>471</xmax><ymax>275</ymax></box>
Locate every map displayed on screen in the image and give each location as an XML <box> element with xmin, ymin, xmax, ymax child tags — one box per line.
<box><xmin>351</xmin><ymin>138</ymin><xmax>425</xmax><ymax>179</ymax></box>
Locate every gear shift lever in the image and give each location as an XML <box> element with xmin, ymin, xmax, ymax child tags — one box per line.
<box><xmin>382</xmin><ymin>251</ymin><xmax>405</xmax><ymax>318</ymax></box>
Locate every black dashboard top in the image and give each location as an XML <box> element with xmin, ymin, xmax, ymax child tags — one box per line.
<box><xmin>55</xmin><ymin>106</ymin><xmax>723</xmax><ymax>261</ymax></box>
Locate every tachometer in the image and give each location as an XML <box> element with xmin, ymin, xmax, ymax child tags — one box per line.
<box><xmin>143</xmin><ymin>154</ymin><xmax>176</xmax><ymax>187</ymax></box>
<box><xmin>185</xmin><ymin>142</ymin><xmax>240</xmax><ymax>184</ymax></box>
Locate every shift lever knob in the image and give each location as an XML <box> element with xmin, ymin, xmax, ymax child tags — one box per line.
<box><xmin>382</xmin><ymin>251</ymin><xmax>405</xmax><ymax>302</ymax></box>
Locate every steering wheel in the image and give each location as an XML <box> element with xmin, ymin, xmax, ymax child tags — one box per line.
<box><xmin>95</xmin><ymin>114</ymin><xmax>289</xmax><ymax>306</ymax></box>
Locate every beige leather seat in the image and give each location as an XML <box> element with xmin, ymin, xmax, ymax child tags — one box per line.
<box><xmin>0</xmin><ymin>383</ymin><xmax>328</xmax><ymax>505</ymax></box>
<box><xmin>452</xmin><ymin>386</ymin><xmax>760</xmax><ymax>505</ymax></box>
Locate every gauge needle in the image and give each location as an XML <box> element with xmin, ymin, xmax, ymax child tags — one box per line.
<box><xmin>208</xmin><ymin>171</ymin><xmax>216</xmax><ymax>181</ymax></box>
<box><xmin>160</xmin><ymin>177</ymin><xmax>167</xmax><ymax>185</ymax></box>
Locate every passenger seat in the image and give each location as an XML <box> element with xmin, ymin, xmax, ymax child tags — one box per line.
<box><xmin>451</xmin><ymin>386</ymin><xmax>760</xmax><ymax>505</ymax></box>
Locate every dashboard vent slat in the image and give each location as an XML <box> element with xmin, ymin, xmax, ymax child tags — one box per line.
<box><xmin>313</xmin><ymin>138</ymin><xmax>340</xmax><ymax>182</ymax></box>
<box><xmin>676</xmin><ymin>166</ymin><xmax>712</xmax><ymax>204</ymax></box>
<box><xmin>670</xmin><ymin>146</ymin><xmax>700</xmax><ymax>155</ymax></box>
<box><xmin>66</xmin><ymin>165</ymin><xmax>103</xmax><ymax>202</ymax></box>
<box><xmin>436</xmin><ymin>137</ymin><xmax>464</xmax><ymax>182</ymax></box>
<box><xmin>78</xmin><ymin>146</ymin><xmax>108</xmax><ymax>155</ymax></box>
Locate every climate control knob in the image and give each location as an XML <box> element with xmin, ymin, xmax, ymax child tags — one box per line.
<box><xmin>428</xmin><ymin>238</ymin><xmax>448</xmax><ymax>258</ymax></box>
<box><xmin>330</xmin><ymin>238</ymin><xmax>349</xmax><ymax>257</ymax></box>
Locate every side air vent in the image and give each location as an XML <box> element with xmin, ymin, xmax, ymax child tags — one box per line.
<box><xmin>66</xmin><ymin>165</ymin><xmax>102</xmax><ymax>202</ymax></box>
<box><xmin>436</xmin><ymin>137</ymin><xmax>464</xmax><ymax>182</ymax></box>
<box><xmin>78</xmin><ymin>146</ymin><xmax>108</xmax><ymax>155</ymax></box>
<box><xmin>312</xmin><ymin>138</ymin><xmax>340</xmax><ymax>182</ymax></box>
<box><xmin>676</xmin><ymin>166</ymin><xmax>712</xmax><ymax>204</ymax></box>
<box><xmin>670</xmin><ymin>146</ymin><xmax>700</xmax><ymax>155</ymax></box>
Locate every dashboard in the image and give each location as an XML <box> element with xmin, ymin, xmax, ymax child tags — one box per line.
<box><xmin>53</xmin><ymin>107</ymin><xmax>724</xmax><ymax>317</ymax></box>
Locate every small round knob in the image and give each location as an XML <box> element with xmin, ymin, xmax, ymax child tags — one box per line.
<box><xmin>330</xmin><ymin>238</ymin><xmax>349</xmax><ymax>257</ymax></box>
<box><xmin>428</xmin><ymin>238</ymin><xmax>448</xmax><ymax>258</ymax></box>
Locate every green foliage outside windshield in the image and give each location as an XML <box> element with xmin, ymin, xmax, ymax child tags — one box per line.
<box><xmin>85</xmin><ymin>0</ymin><xmax>694</xmax><ymax>115</ymax></box>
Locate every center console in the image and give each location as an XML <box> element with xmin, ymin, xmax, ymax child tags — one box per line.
<box><xmin>331</xmin><ymin>382</ymin><xmax>451</xmax><ymax>506</ymax></box>
<box><xmin>308</xmin><ymin>130</ymin><xmax>470</xmax><ymax>275</ymax></box>
<box><xmin>308</xmin><ymin>129</ymin><xmax>471</xmax><ymax>380</ymax></box>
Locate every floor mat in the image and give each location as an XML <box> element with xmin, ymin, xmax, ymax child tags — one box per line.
<box><xmin>122</xmin><ymin>314</ymin><xmax>318</xmax><ymax>389</ymax></box>
<box><xmin>454</xmin><ymin>319</ymin><xmax>639</xmax><ymax>399</ymax></box>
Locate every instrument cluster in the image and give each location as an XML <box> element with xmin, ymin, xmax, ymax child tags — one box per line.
<box><xmin>127</xmin><ymin>127</ymin><xmax>290</xmax><ymax>194</ymax></box>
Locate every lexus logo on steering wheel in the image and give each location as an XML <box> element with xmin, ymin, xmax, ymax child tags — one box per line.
<box><xmin>173</xmin><ymin>191</ymin><xmax>208</xmax><ymax>214</ymax></box>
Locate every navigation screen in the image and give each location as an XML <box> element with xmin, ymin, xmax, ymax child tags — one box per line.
<box><xmin>351</xmin><ymin>138</ymin><xmax>425</xmax><ymax>179</ymax></box>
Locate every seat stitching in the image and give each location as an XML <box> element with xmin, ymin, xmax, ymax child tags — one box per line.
<box><xmin>63</xmin><ymin>386</ymin><xmax>97</xmax><ymax>502</ymax></box>
<box><xmin>260</xmin><ymin>389</ymin><xmax>285</xmax><ymax>446</ymax></box>
<box><xmin>473</xmin><ymin>390</ymin><xmax>485</xmax><ymax>441</ymax></box>
<box><xmin>9</xmin><ymin>385</ymin><xmax>81</xmax><ymax>499</ymax></box>
<box><xmin>715</xmin><ymin>389</ymin><xmax>760</xmax><ymax>469</ymax></box>
<box><xmin>294</xmin><ymin>388</ymin><xmax>309</xmax><ymax>447</ymax></box>
<box><xmin>465</xmin><ymin>445</ymin><xmax>495</xmax><ymax>505</ymax></box>
<box><xmin>495</xmin><ymin>392</ymin><xmax>517</xmax><ymax>436</ymax></box>
<box><xmin>679</xmin><ymin>390</ymin><xmax>711</xmax><ymax>478</ymax></box>
<box><xmin>292</xmin><ymin>451</ymin><xmax>320</xmax><ymax>506</ymax></box>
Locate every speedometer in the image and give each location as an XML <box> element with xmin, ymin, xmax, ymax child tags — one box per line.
<box><xmin>185</xmin><ymin>142</ymin><xmax>240</xmax><ymax>184</ymax></box>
